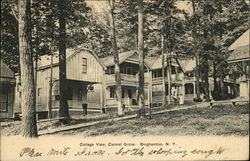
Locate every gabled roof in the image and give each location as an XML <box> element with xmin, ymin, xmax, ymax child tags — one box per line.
<box><xmin>100</xmin><ymin>50</ymin><xmax>150</xmax><ymax>69</ymax></box>
<box><xmin>228</xmin><ymin>29</ymin><xmax>249</xmax><ymax>51</ymax></box>
<box><xmin>145</xmin><ymin>54</ymin><xmax>184</xmax><ymax>71</ymax></box>
<box><xmin>0</xmin><ymin>61</ymin><xmax>15</xmax><ymax>78</ymax></box>
<box><xmin>0</xmin><ymin>61</ymin><xmax>15</xmax><ymax>83</ymax></box>
<box><xmin>38</xmin><ymin>44</ymin><xmax>106</xmax><ymax>70</ymax></box>
<box><xmin>144</xmin><ymin>56</ymin><xmax>159</xmax><ymax>69</ymax></box>
<box><xmin>228</xmin><ymin>45</ymin><xmax>250</xmax><ymax>63</ymax></box>
<box><xmin>100</xmin><ymin>50</ymin><xmax>137</xmax><ymax>67</ymax></box>
<box><xmin>179</xmin><ymin>59</ymin><xmax>196</xmax><ymax>73</ymax></box>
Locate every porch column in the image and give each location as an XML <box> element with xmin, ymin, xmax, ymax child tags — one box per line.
<box><xmin>193</xmin><ymin>82</ymin><xmax>196</xmax><ymax>98</ymax></box>
<box><xmin>148</xmin><ymin>70</ymin><xmax>152</xmax><ymax>108</ymax></box>
<box><xmin>100</xmin><ymin>71</ymin><xmax>106</xmax><ymax>113</ymax></box>
<box><xmin>181</xmin><ymin>79</ymin><xmax>185</xmax><ymax>104</ymax></box>
<box><xmin>175</xmin><ymin>66</ymin><xmax>178</xmax><ymax>80</ymax></box>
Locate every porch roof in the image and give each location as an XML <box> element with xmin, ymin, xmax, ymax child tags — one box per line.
<box><xmin>0</xmin><ymin>61</ymin><xmax>15</xmax><ymax>84</ymax></box>
<box><xmin>66</xmin><ymin>79</ymin><xmax>99</xmax><ymax>85</ymax></box>
<box><xmin>100</xmin><ymin>50</ymin><xmax>150</xmax><ymax>69</ymax></box>
<box><xmin>145</xmin><ymin>54</ymin><xmax>183</xmax><ymax>71</ymax></box>
<box><xmin>100</xmin><ymin>50</ymin><xmax>137</xmax><ymax>67</ymax></box>
<box><xmin>179</xmin><ymin>59</ymin><xmax>196</xmax><ymax>73</ymax></box>
<box><xmin>227</xmin><ymin>45</ymin><xmax>250</xmax><ymax>63</ymax></box>
<box><xmin>228</xmin><ymin>29</ymin><xmax>249</xmax><ymax>51</ymax></box>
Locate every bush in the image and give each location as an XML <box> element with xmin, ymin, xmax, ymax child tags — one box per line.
<box><xmin>193</xmin><ymin>98</ymin><xmax>202</xmax><ymax>102</ymax></box>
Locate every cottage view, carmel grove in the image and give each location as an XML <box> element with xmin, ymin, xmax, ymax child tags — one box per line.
<box><xmin>0</xmin><ymin>0</ymin><xmax>249</xmax><ymax>152</ymax></box>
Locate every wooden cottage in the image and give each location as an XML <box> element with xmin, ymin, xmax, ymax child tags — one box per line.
<box><xmin>14</xmin><ymin>45</ymin><xmax>106</xmax><ymax>118</ymax></box>
<box><xmin>0</xmin><ymin>62</ymin><xmax>16</xmax><ymax>118</ymax></box>
<box><xmin>179</xmin><ymin>59</ymin><xmax>207</xmax><ymax>101</ymax></box>
<box><xmin>228</xmin><ymin>29</ymin><xmax>250</xmax><ymax>98</ymax></box>
<box><xmin>145</xmin><ymin>54</ymin><xmax>185</xmax><ymax>106</ymax></box>
<box><xmin>180</xmin><ymin>58</ymin><xmax>236</xmax><ymax>101</ymax></box>
<box><xmin>99</xmin><ymin>50</ymin><xmax>151</xmax><ymax>112</ymax></box>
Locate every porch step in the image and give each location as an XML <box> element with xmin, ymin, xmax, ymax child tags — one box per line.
<box><xmin>87</xmin><ymin>108</ymin><xmax>103</xmax><ymax>114</ymax></box>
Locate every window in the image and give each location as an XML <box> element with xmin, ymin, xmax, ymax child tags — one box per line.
<box><xmin>185</xmin><ymin>84</ymin><xmax>194</xmax><ymax>94</ymax></box>
<box><xmin>78</xmin><ymin>89</ymin><xmax>82</xmax><ymax>101</ymax></box>
<box><xmin>82</xmin><ymin>58</ymin><xmax>87</xmax><ymax>73</ymax></box>
<box><xmin>52</xmin><ymin>81</ymin><xmax>59</xmax><ymax>96</ymax></box>
<box><xmin>110</xmin><ymin>87</ymin><xmax>115</xmax><ymax>98</ymax></box>
<box><xmin>128</xmin><ymin>89</ymin><xmax>132</xmax><ymax>99</ymax></box>
<box><xmin>67</xmin><ymin>88</ymin><xmax>73</xmax><ymax>100</ymax></box>
<box><xmin>0</xmin><ymin>87</ymin><xmax>8</xmax><ymax>112</ymax></box>
<box><xmin>126</xmin><ymin>67</ymin><xmax>133</xmax><ymax>75</ymax></box>
<box><xmin>152</xmin><ymin>69</ymin><xmax>162</xmax><ymax>78</ymax></box>
<box><xmin>105</xmin><ymin>67</ymin><xmax>114</xmax><ymax>74</ymax></box>
<box><xmin>54</xmin><ymin>95</ymin><xmax>60</xmax><ymax>100</ymax></box>
<box><xmin>37</xmin><ymin>88</ymin><xmax>41</xmax><ymax>96</ymax></box>
<box><xmin>122</xmin><ymin>88</ymin><xmax>125</xmax><ymax>98</ymax></box>
<box><xmin>171</xmin><ymin>66</ymin><xmax>176</xmax><ymax>74</ymax></box>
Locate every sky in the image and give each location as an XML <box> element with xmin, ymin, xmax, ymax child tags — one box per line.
<box><xmin>86</xmin><ymin>0</ymin><xmax>108</xmax><ymax>13</ymax></box>
<box><xmin>86</xmin><ymin>0</ymin><xmax>192</xmax><ymax>14</ymax></box>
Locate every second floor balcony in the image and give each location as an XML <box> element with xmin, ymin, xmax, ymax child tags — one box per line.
<box><xmin>152</xmin><ymin>73</ymin><xmax>184</xmax><ymax>84</ymax></box>
<box><xmin>105</xmin><ymin>73</ymin><xmax>149</xmax><ymax>86</ymax></box>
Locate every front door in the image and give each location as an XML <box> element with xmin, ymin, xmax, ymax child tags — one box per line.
<box><xmin>0</xmin><ymin>86</ymin><xmax>8</xmax><ymax>112</ymax></box>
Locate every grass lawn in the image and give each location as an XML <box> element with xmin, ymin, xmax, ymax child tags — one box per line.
<box><xmin>0</xmin><ymin>103</ymin><xmax>249</xmax><ymax>136</ymax></box>
<box><xmin>57</xmin><ymin>103</ymin><xmax>249</xmax><ymax>136</ymax></box>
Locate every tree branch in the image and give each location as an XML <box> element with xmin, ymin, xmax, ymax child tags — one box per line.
<box><xmin>236</xmin><ymin>62</ymin><xmax>250</xmax><ymax>77</ymax></box>
<box><xmin>11</xmin><ymin>5</ymin><xmax>19</xmax><ymax>23</ymax></box>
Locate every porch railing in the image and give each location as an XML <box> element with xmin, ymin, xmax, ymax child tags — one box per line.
<box><xmin>105</xmin><ymin>73</ymin><xmax>149</xmax><ymax>82</ymax></box>
<box><xmin>152</xmin><ymin>73</ymin><xmax>184</xmax><ymax>82</ymax></box>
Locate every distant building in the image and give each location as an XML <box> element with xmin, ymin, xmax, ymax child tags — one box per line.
<box><xmin>99</xmin><ymin>50</ymin><xmax>151</xmax><ymax>112</ymax></box>
<box><xmin>228</xmin><ymin>29</ymin><xmax>250</xmax><ymax>98</ymax></box>
<box><xmin>145</xmin><ymin>54</ymin><xmax>185</xmax><ymax>106</ymax></box>
<box><xmin>0</xmin><ymin>61</ymin><xmax>16</xmax><ymax>118</ymax></box>
<box><xmin>179</xmin><ymin>59</ymin><xmax>204</xmax><ymax>101</ymax></box>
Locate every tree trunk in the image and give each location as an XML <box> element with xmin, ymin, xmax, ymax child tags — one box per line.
<box><xmin>232</xmin><ymin>72</ymin><xmax>237</xmax><ymax>97</ymax></box>
<box><xmin>161</xmin><ymin>27</ymin><xmax>166</xmax><ymax>107</ymax></box>
<box><xmin>213</xmin><ymin>60</ymin><xmax>218</xmax><ymax>99</ymax></box>
<box><xmin>58</xmin><ymin>0</ymin><xmax>70</xmax><ymax>122</ymax></box>
<box><xmin>108</xmin><ymin>0</ymin><xmax>123</xmax><ymax>116</ymax></box>
<box><xmin>47</xmin><ymin>8</ymin><xmax>55</xmax><ymax>119</ymax></box>
<box><xmin>167</xmin><ymin>54</ymin><xmax>171</xmax><ymax>104</ymax></box>
<box><xmin>204</xmin><ymin>63</ymin><xmax>210</xmax><ymax>101</ymax></box>
<box><xmin>137</xmin><ymin>0</ymin><xmax>145</xmax><ymax>118</ymax></box>
<box><xmin>219</xmin><ymin>75</ymin><xmax>226</xmax><ymax>99</ymax></box>
<box><xmin>18</xmin><ymin>0</ymin><xmax>38</xmax><ymax>137</ymax></box>
<box><xmin>191</xmin><ymin>0</ymin><xmax>200</xmax><ymax>100</ymax></box>
<box><xmin>47</xmin><ymin>52</ymin><xmax>53</xmax><ymax>119</ymax></box>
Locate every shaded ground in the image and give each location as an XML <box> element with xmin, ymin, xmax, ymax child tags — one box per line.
<box><xmin>0</xmin><ymin>103</ymin><xmax>248</xmax><ymax>136</ymax></box>
<box><xmin>0</xmin><ymin>102</ymin><xmax>195</xmax><ymax>136</ymax></box>
<box><xmin>58</xmin><ymin>103</ymin><xmax>249</xmax><ymax>136</ymax></box>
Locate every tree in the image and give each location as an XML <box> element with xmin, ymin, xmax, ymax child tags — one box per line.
<box><xmin>137</xmin><ymin>0</ymin><xmax>146</xmax><ymax>118</ymax></box>
<box><xmin>58</xmin><ymin>0</ymin><xmax>70</xmax><ymax>122</ymax></box>
<box><xmin>188</xmin><ymin>0</ymin><xmax>249</xmax><ymax>101</ymax></box>
<box><xmin>18</xmin><ymin>0</ymin><xmax>38</xmax><ymax>137</ymax></box>
<box><xmin>1</xmin><ymin>0</ymin><xmax>19</xmax><ymax>73</ymax></box>
<box><xmin>191</xmin><ymin>0</ymin><xmax>201</xmax><ymax>101</ymax></box>
<box><xmin>161</xmin><ymin>25</ymin><xmax>166</xmax><ymax>107</ymax></box>
<box><xmin>108</xmin><ymin>0</ymin><xmax>124</xmax><ymax>116</ymax></box>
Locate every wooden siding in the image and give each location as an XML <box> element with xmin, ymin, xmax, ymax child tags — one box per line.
<box><xmin>66</xmin><ymin>51</ymin><xmax>103</xmax><ymax>83</ymax></box>
<box><xmin>87</xmin><ymin>84</ymin><xmax>101</xmax><ymax>109</ymax></box>
<box><xmin>34</xmin><ymin>50</ymin><xmax>103</xmax><ymax>112</ymax></box>
<box><xmin>36</xmin><ymin>67</ymin><xmax>59</xmax><ymax>111</ymax></box>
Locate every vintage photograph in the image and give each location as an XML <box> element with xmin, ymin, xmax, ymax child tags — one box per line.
<box><xmin>0</xmin><ymin>0</ymin><xmax>249</xmax><ymax>160</ymax></box>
